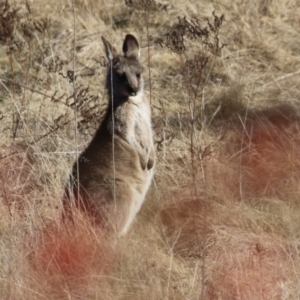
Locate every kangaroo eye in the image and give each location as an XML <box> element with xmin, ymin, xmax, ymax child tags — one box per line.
<box><xmin>117</xmin><ymin>73</ymin><xmax>127</xmax><ymax>81</ymax></box>
<box><xmin>136</xmin><ymin>73</ymin><xmax>141</xmax><ymax>79</ymax></box>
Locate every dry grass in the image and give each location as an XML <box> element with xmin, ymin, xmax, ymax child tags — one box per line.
<box><xmin>0</xmin><ymin>0</ymin><xmax>300</xmax><ymax>299</ymax></box>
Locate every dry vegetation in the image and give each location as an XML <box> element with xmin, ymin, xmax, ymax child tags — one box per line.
<box><xmin>0</xmin><ymin>0</ymin><xmax>300</xmax><ymax>299</ymax></box>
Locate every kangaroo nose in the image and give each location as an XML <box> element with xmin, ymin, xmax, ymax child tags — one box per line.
<box><xmin>129</xmin><ymin>85</ymin><xmax>138</xmax><ymax>96</ymax></box>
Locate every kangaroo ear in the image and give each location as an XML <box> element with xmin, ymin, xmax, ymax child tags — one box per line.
<box><xmin>101</xmin><ymin>36</ymin><xmax>118</xmax><ymax>61</ymax></box>
<box><xmin>123</xmin><ymin>34</ymin><xmax>140</xmax><ymax>58</ymax></box>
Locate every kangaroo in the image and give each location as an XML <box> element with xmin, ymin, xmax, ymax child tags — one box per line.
<box><xmin>63</xmin><ymin>34</ymin><xmax>155</xmax><ymax>238</ymax></box>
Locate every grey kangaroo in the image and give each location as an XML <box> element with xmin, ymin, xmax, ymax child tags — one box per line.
<box><xmin>63</xmin><ymin>34</ymin><xmax>155</xmax><ymax>238</ymax></box>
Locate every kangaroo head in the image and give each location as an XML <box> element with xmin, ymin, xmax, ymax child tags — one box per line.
<box><xmin>102</xmin><ymin>34</ymin><xmax>144</xmax><ymax>102</ymax></box>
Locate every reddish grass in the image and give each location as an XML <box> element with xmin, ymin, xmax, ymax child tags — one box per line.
<box><xmin>29</xmin><ymin>210</ymin><xmax>115</xmax><ymax>297</ymax></box>
<box><xmin>160</xmin><ymin>197</ymin><xmax>212</xmax><ymax>257</ymax></box>
<box><xmin>206</xmin><ymin>109</ymin><xmax>300</xmax><ymax>201</ymax></box>
<box><xmin>160</xmin><ymin>196</ymin><xmax>291</xmax><ymax>300</ymax></box>
<box><xmin>238</xmin><ymin>113</ymin><xmax>300</xmax><ymax>199</ymax></box>
<box><xmin>205</xmin><ymin>236</ymin><xmax>290</xmax><ymax>300</ymax></box>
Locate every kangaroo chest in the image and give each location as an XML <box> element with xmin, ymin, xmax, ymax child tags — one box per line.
<box><xmin>114</xmin><ymin>99</ymin><xmax>153</xmax><ymax>153</ymax></box>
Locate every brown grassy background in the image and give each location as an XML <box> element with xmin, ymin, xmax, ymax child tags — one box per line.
<box><xmin>0</xmin><ymin>0</ymin><xmax>300</xmax><ymax>299</ymax></box>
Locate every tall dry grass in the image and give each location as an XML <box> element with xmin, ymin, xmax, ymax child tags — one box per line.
<box><xmin>0</xmin><ymin>0</ymin><xmax>300</xmax><ymax>299</ymax></box>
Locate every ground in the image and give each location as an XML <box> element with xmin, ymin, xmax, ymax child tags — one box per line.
<box><xmin>0</xmin><ymin>0</ymin><xmax>299</xmax><ymax>299</ymax></box>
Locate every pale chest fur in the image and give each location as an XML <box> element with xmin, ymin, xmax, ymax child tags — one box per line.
<box><xmin>111</xmin><ymin>93</ymin><xmax>154</xmax><ymax>159</ymax></box>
